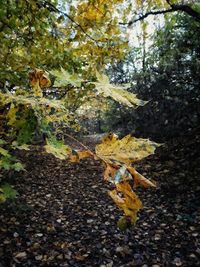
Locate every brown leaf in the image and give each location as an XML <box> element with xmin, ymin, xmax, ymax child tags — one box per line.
<box><xmin>108</xmin><ymin>181</ymin><xmax>142</xmax><ymax>223</ymax></box>
<box><xmin>104</xmin><ymin>163</ymin><xmax>118</xmax><ymax>181</ymax></box>
<box><xmin>128</xmin><ymin>167</ymin><xmax>156</xmax><ymax>188</ymax></box>
<box><xmin>69</xmin><ymin>150</ymin><xmax>93</xmax><ymax>162</ymax></box>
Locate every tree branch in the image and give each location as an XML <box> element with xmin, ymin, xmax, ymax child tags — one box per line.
<box><xmin>125</xmin><ymin>8</ymin><xmax>175</xmax><ymax>25</ymax></box>
<box><xmin>170</xmin><ymin>3</ymin><xmax>200</xmax><ymax>21</ymax></box>
<box><xmin>37</xmin><ymin>0</ymin><xmax>99</xmax><ymax>44</ymax></box>
<box><xmin>122</xmin><ymin>3</ymin><xmax>200</xmax><ymax>26</ymax></box>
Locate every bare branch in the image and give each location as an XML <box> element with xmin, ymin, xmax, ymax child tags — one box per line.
<box><xmin>120</xmin><ymin>8</ymin><xmax>175</xmax><ymax>26</ymax></box>
<box><xmin>122</xmin><ymin>3</ymin><xmax>200</xmax><ymax>26</ymax></box>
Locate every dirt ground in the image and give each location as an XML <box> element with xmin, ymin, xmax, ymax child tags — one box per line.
<box><xmin>0</xmin><ymin>134</ymin><xmax>200</xmax><ymax>267</ymax></box>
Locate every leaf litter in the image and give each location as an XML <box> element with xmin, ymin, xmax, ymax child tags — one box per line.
<box><xmin>0</xmin><ymin>134</ymin><xmax>199</xmax><ymax>267</ymax></box>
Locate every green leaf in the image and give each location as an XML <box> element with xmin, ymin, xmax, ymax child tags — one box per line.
<box><xmin>0</xmin><ymin>139</ymin><xmax>7</xmax><ymax>145</ymax></box>
<box><xmin>12</xmin><ymin>142</ymin><xmax>30</xmax><ymax>151</ymax></box>
<box><xmin>44</xmin><ymin>136</ymin><xmax>72</xmax><ymax>160</ymax></box>
<box><xmin>50</xmin><ymin>67</ymin><xmax>83</xmax><ymax>87</ymax></box>
<box><xmin>0</xmin><ymin>147</ymin><xmax>9</xmax><ymax>157</ymax></box>
<box><xmin>13</xmin><ymin>162</ymin><xmax>25</xmax><ymax>171</ymax></box>
<box><xmin>0</xmin><ymin>184</ymin><xmax>18</xmax><ymax>200</ymax></box>
<box><xmin>0</xmin><ymin>158</ymin><xmax>11</xmax><ymax>170</ymax></box>
<box><xmin>0</xmin><ymin>189</ymin><xmax>6</xmax><ymax>203</ymax></box>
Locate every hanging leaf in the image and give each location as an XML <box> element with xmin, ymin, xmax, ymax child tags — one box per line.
<box><xmin>108</xmin><ymin>181</ymin><xmax>142</xmax><ymax>224</ymax></box>
<box><xmin>128</xmin><ymin>166</ymin><xmax>156</xmax><ymax>188</ymax></box>
<box><xmin>94</xmin><ymin>72</ymin><xmax>148</xmax><ymax>108</ymax></box>
<box><xmin>50</xmin><ymin>67</ymin><xmax>83</xmax><ymax>87</ymax></box>
<box><xmin>96</xmin><ymin>133</ymin><xmax>160</xmax><ymax>165</ymax></box>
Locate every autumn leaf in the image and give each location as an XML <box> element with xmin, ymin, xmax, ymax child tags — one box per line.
<box><xmin>50</xmin><ymin>68</ymin><xmax>83</xmax><ymax>87</ymax></box>
<box><xmin>94</xmin><ymin>72</ymin><xmax>148</xmax><ymax>108</ymax></box>
<box><xmin>128</xmin><ymin>166</ymin><xmax>156</xmax><ymax>188</ymax></box>
<box><xmin>104</xmin><ymin>164</ymin><xmax>118</xmax><ymax>181</ymax></box>
<box><xmin>108</xmin><ymin>181</ymin><xmax>142</xmax><ymax>223</ymax></box>
<box><xmin>96</xmin><ymin>133</ymin><xmax>160</xmax><ymax>165</ymax></box>
<box><xmin>29</xmin><ymin>68</ymin><xmax>51</xmax><ymax>97</ymax></box>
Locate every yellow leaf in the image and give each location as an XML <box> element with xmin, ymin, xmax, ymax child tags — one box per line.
<box><xmin>6</xmin><ymin>103</ymin><xmax>19</xmax><ymax>126</ymax></box>
<box><xmin>128</xmin><ymin>166</ymin><xmax>156</xmax><ymax>188</ymax></box>
<box><xmin>96</xmin><ymin>133</ymin><xmax>160</xmax><ymax>165</ymax></box>
<box><xmin>108</xmin><ymin>181</ymin><xmax>142</xmax><ymax>221</ymax></box>
<box><xmin>101</xmin><ymin>132</ymin><xmax>118</xmax><ymax>144</ymax></box>
<box><xmin>94</xmin><ymin>72</ymin><xmax>148</xmax><ymax>108</ymax></box>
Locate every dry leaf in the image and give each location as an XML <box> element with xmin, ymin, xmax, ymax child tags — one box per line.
<box><xmin>96</xmin><ymin>133</ymin><xmax>160</xmax><ymax>165</ymax></box>
<box><xmin>128</xmin><ymin>166</ymin><xmax>156</xmax><ymax>188</ymax></box>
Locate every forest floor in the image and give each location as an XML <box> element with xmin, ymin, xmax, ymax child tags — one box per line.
<box><xmin>0</xmin><ymin>133</ymin><xmax>200</xmax><ymax>267</ymax></box>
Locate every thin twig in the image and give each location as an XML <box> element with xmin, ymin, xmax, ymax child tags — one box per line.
<box><xmin>64</xmin><ymin>133</ymin><xmax>107</xmax><ymax>164</ymax></box>
<box><xmin>64</xmin><ymin>133</ymin><xmax>95</xmax><ymax>156</ymax></box>
<box><xmin>39</xmin><ymin>0</ymin><xmax>99</xmax><ymax>44</ymax></box>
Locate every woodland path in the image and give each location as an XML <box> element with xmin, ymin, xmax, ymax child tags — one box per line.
<box><xmin>0</xmin><ymin>134</ymin><xmax>200</xmax><ymax>267</ymax></box>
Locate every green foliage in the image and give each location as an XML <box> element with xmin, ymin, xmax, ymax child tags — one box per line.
<box><xmin>50</xmin><ymin>68</ymin><xmax>83</xmax><ymax>88</ymax></box>
<box><xmin>0</xmin><ymin>184</ymin><xmax>18</xmax><ymax>203</ymax></box>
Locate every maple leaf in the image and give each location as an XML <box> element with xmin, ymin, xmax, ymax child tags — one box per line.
<box><xmin>108</xmin><ymin>181</ymin><xmax>142</xmax><ymax>224</ymax></box>
<box><xmin>50</xmin><ymin>68</ymin><xmax>83</xmax><ymax>87</ymax></box>
<box><xmin>104</xmin><ymin>164</ymin><xmax>118</xmax><ymax>181</ymax></box>
<box><xmin>94</xmin><ymin>72</ymin><xmax>148</xmax><ymax>108</ymax></box>
<box><xmin>44</xmin><ymin>136</ymin><xmax>72</xmax><ymax>160</ymax></box>
<box><xmin>104</xmin><ymin>164</ymin><xmax>132</xmax><ymax>183</ymax></box>
<box><xmin>95</xmin><ymin>133</ymin><xmax>160</xmax><ymax>165</ymax></box>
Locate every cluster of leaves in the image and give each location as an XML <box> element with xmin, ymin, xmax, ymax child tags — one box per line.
<box><xmin>0</xmin><ymin>0</ymin><xmax>132</xmax><ymax>88</ymax></box>
<box><xmin>70</xmin><ymin>132</ymin><xmax>159</xmax><ymax>228</ymax></box>
<box><xmin>0</xmin><ymin>0</ymin><xmax>166</xmax><ymax>224</ymax></box>
<box><xmin>0</xmin><ymin>68</ymin><xmax>159</xmax><ymax>228</ymax></box>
